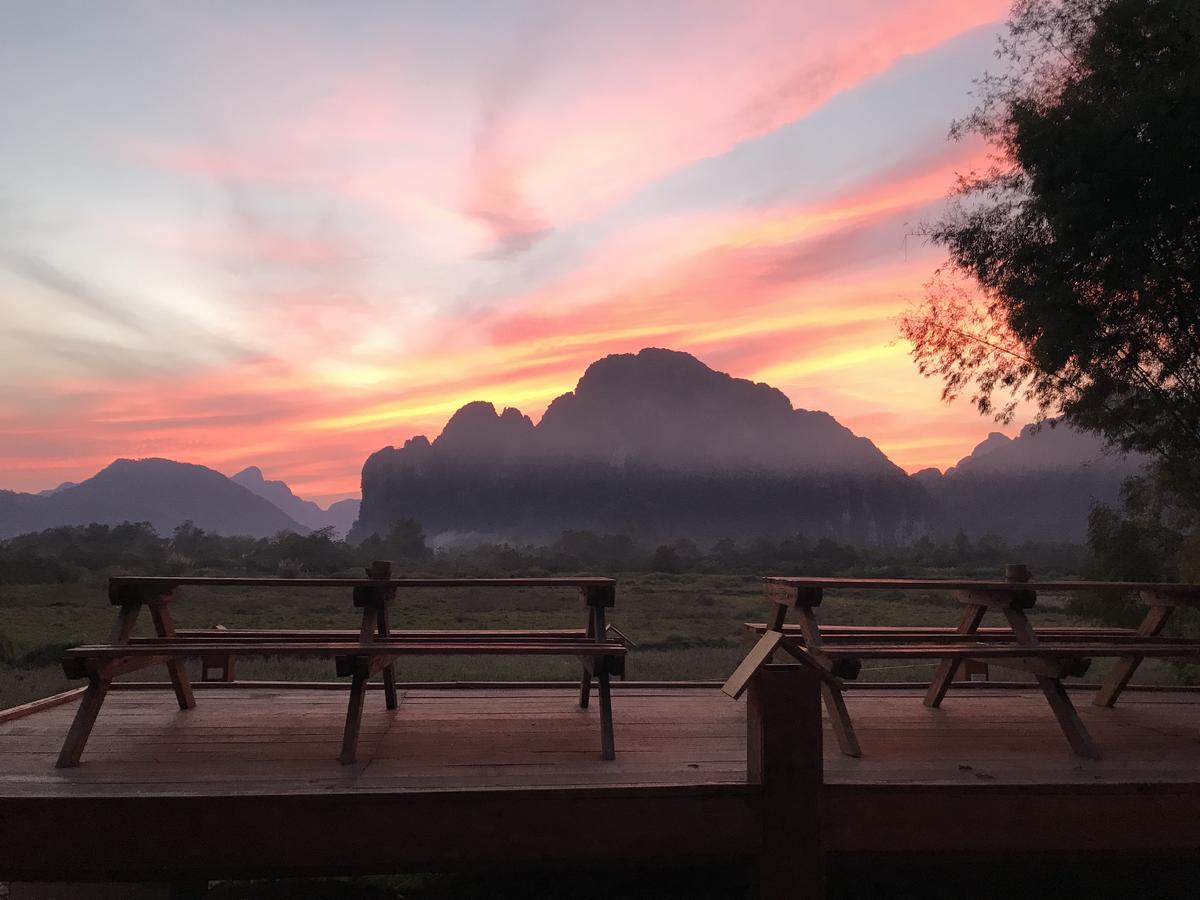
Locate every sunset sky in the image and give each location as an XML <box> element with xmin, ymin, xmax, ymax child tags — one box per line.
<box><xmin>0</xmin><ymin>0</ymin><xmax>1017</xmax><ymax>505</ymax></box>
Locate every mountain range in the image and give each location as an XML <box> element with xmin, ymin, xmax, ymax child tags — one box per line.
<box><xmin>0</xmin><ymin>348</ymin><xmax>1144</xmax><ymax>545</ymax></box>
<box><xmin>230</xmin><ymin>466</ymin><xmax>360</xmax><ymax>535</ymax></box>
<box><xmin>353</xmin><ymin>349</ymin><xmax>1143</xmax><ymax>546</ymax></box>
<box><xmin>0</xmin><ymin>460</ymin><xmax>359</xmax><ymax>540</ymax></box>
<box><xmin>0</xmin><ymin>459</ymin><xmax>308</xmax><ymax>540</ymax></box>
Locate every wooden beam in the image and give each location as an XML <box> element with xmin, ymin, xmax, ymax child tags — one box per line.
<box><xmin>0</xmin><ymin>686</ymin><xmax>86</xmax><ymax>724</ymax></box>
<box><xmin>982</xmin><ymin>655</ymin><xmax>1091</xmax><ymax>678</ymax></box>
<box><xmin>723</xmin><ymin>631</ymin><xmax>785</xmax><ymax>700</ymax></box>
<box><xmin>1141</xmin><ymin>590</ymin><xmax>1200</xmax><ymax>608</ymax></box>
<box><xmin>956</xmin><ymin>588</ymin><xmax>1037</xmax><ymax>610</ymax></box>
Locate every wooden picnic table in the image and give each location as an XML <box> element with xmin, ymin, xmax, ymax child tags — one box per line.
<box><xmin>724</xmin><ymin>569</ymin><xmax>1200</xmax><ymax>759</ymax></box>
<box><xmin>56</xmin><ymin>563</ymin><xmax>625</xmax><ymax>767</ymax></box>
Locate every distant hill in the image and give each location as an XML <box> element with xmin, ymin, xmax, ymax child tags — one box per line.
<box><xmin>231</xmin><ymin>466</ymin><xmax>359</xmax><ymax>536</ymax></box>
<box><xmin>353</xmin><ymin>348</ymin><xmax>935</xmax><ymax>546</ymax></box>
<box><xmin>322</xmin><ymin>498</ymin><xmax>361</xmax><ymax>537</ymax></box>
<box><xmin>915</xmin><ymin>423</ymin><xmax>1145</xmax><ymax>542</ymax></box>
<box><xmin>0</xmin><ymin>458</ymin><xmax>308</xmax><ymax>539</ymax></box>
<box><xmin>36</xmin><ymin>482</ymin><xmax>77</xmax><ymax>497</ymax></box>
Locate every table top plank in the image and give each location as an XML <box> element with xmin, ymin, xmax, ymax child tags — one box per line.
<box><xmin>111</xmin><ymin>576</ymin><xmax>615</xmax><ymax>589</ymax></box>
<box><xmin>64</xmin><ymin>641</ymin><xmax>628</xmax><ymax>658</ymax></box>
<box><xmin>765</xmin><ymin>576</ymin><xmax>1200</xmax><ymax>593</ymax></box>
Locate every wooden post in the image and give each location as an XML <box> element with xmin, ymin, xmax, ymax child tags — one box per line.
<box><xmin>747</xmin><ymin>663</ymin><xmax>824</xmax><ymax>900</ymax></box>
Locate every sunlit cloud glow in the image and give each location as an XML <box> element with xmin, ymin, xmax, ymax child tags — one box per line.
<box><xmin>0</xmin><ymin>1</ymin><xmax>1015</xmax><ymax>503</ymax></box>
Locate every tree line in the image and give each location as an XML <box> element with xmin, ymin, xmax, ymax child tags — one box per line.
<box><xmin>0</xmin><ymin>519</ymin><xmax>1086</xmax><ymax>585</ymax></box>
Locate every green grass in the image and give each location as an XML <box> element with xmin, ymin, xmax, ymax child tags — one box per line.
<box><xmin>2</xmin><ymin>572</ymin><xmax>1186</xmax><ymax>709</ymax></box>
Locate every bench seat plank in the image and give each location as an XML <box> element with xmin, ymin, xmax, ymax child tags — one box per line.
<box><xmin>66</xmin><ymin>641</ymin><xmax>627</xmax><ymax>658</ymax></box>
<box><xmin>744</xmin><ymin>628</ymin><xmax>1137</xmax><ymax>643</ymax></box>
<box><xmin>144</xmin><ymin>629</ymin><xmax>590</xmax><ymax>643</ymax></box>
<box><xmin>779</xmin><ymin>642</ymin><xmax>1195</xmax><ymax>659</ymax></box>
<box><xmin>110</xmin><ymin>575</ymin><xmax>616</xmax><ymax>592</ymax></box>
<box><xmin>763</xmin><ymin>576</ymin><xmax>1200</xmax><ymax>593</ymax></box>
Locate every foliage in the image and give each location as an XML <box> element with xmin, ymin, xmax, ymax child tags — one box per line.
<box><xmin>902</xmin><ymin>0</ymin><xmax>1200</xmax><ymax>472</ymax></box>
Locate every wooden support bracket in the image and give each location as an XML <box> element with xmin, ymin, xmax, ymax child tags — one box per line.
<box><xmin>765</xmin><ymin>581</ymin><xmax>822</xmax><ymax>608</ymax></box>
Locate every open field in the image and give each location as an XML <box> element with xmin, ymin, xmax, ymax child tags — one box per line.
<box><xmin>2</xmin><ymin>572</ymin><xmax>1189</xmax><ymax>709</ymax></box>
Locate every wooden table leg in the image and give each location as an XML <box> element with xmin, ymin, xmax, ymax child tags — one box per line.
<box><xmin>819</xmin><ymin>681</ymin><xmax>862</xmax><ymax>758</ymax></box>
<box><xmin>340</xmin><ymin>666</ymin><xmax>368</xmax><ymax>765</ymax></box>
<box><xmin>55</xmin><ymin>675</ymin><xmax>111</xmax><ymax>768</ymax></box>
<box><xmin>924</xmin><ymin>603</ymin><xmax>986</xmax><ymax>708</ymax></box>
<box><xmin>1094</xmin><ymin>602</ymin><xmax>1173</xmax><ymax>707</ymax></box>
<box><xmin>1003</xmin><ymin>606</ymin><xmax>1098</xmax><ymax>759</ymax></box>
<box><xmin>794</xmin><ymin>604</ymin><xmax>862</xmax><ymax>758</ymax></box>
<box><xmin>1036</xmin><ymin>673</ymin><xmax>1099</xmax><ymax>758</ymax></box>
<box><xmin>579</xmin><ymin>669</ymin><xmax>593</xmax><ymax>709</ymax></box>
<box><xmin>587</xmin><ymin>601</ymin><xmax>616</xmax><ymax>759</ymax></box>
<box><xmin>579</xmin><ymin>607</ymin><xmax>596</xmax><ymax>709</ymax></box>
<box><xmin>597</xmin><ymin>660</ymin><xmax>615</xmax><ymax>761</ymax></box>
<box><xmin>376</xmin><ymin>605</ymin><xmax>398</xmax><ymax>711</ymax></box>
<box><xmin>150</xmin><ymin>603</ymin><xmax>195</xmax><ymax>710</ymax></box>
<box><xmin>56</xmin><ymin>601</ymin><xmax>147</xmax><ymax>768</ymax></box>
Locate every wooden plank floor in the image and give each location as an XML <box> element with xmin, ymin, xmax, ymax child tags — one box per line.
<box><xmin>2</xmin><ymin>684</ymin><xmax>1198</xmax><ymax>797</ymax></box>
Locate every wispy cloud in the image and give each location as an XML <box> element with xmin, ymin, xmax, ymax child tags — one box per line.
<box><xmin>0</xmin><ymin>1</ymin><xmax>1016</xmax><ymax>500</ymax></box>
<box><xmin>461</xmin><ymin>27</ymin><xmax>552</xmax><ymax>257</ymax></box>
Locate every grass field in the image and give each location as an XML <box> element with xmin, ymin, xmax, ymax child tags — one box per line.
<box><xmin>1</xmin><ymin>572</ymin><xmax>1186</xmax><ymax>710</ymax></box>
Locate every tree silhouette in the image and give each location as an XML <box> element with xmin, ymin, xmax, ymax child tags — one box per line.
<box><xmin>903</xmin><ymin>0</ymin><xmax>1200</xmax><ymax>479</ymax></box>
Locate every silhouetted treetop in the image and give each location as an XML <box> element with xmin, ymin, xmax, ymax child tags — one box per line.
<box><xmin>903</xmin><ymin>0</ymin><xmax>1200</xmax><ymax>472</ymax></box>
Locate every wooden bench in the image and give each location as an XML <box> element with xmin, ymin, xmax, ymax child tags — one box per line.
<box><xmin>56</xmin><ymin>565</ymin><xmax>625</xmax><ymax>767</ymax></box>
<box><xmin>725</xmin><ymin>572</ymin><xmax>1200</xmax><ymax>759</ymax></box>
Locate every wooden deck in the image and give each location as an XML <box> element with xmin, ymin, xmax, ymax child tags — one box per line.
<box><xmin>2</xmin><ymin>682</ymin><xmax>1200</xmax><ymax>884</ymax></box>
